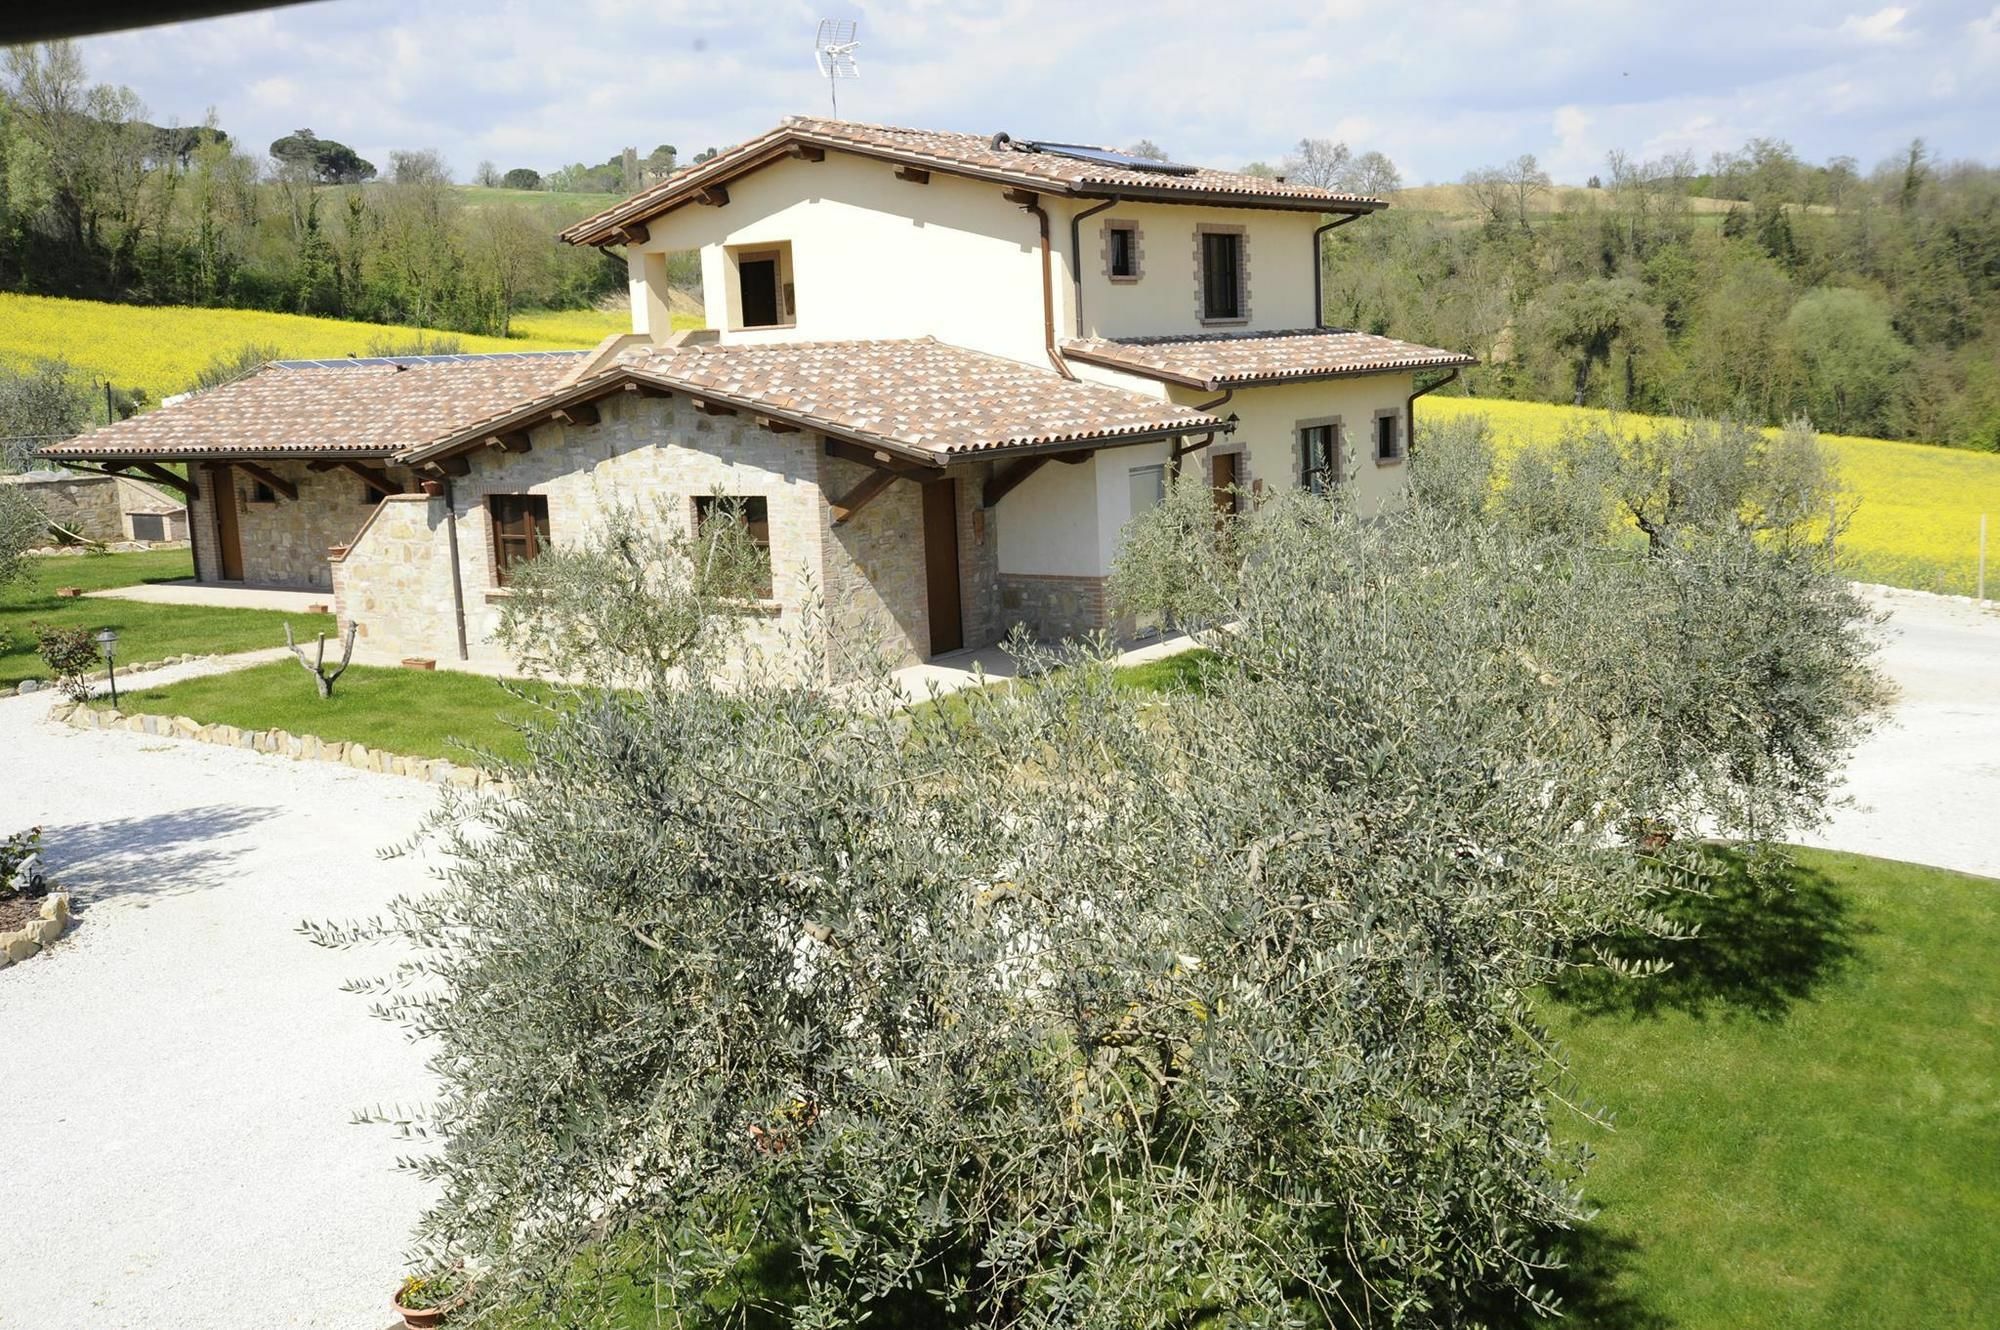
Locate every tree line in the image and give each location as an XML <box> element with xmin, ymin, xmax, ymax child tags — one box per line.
<box><xmin>0</xmin><ymin>42</ymin><xmax>626</xmax><ymax>337</ymax></box>
<box><xmin>1321</xmin><ymin>137</ymin><xmax>2000</xmax><ymax>449</ymax></box>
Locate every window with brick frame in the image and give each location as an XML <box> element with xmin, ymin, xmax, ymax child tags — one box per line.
<box><xmin>1198</xmin><ymin>229</ymin><xmax>1245</xmax><ymax>322</ymax></box>
<box><xmin>1298</xmin><ymin>421</ymin><xmax>1342</xmax><ymax>495</ymax></box>
<box><xmin>489</xmin><ymin>493</ymin><xmax>549</xmax><ymax>585</ymax></box>
<box><xmin>1374</xmin><ymin>411</ymin><xmax>1405</xmax><ymax>464</ymax></box>
<box><xmin>1109</xmin><ymin>226</ymin><xmax>1139</xmax><ymax>279</ymax></box>
<box><xmin>693</xmin><ymin>494</ymin><xmax>774</xmax><ymax>598</ymax></box>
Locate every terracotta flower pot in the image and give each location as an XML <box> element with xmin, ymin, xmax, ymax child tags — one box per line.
<box><xmin>420</xmin><ymin>479</ymin><xmax>444</xmax><ymax>497</ymax></box>
<box><xmin>402</xmin><ymin>657</ymin><xmax>437</xmax><ymax>671</ymax></box>
<box><xmin>392</xmin><ymin>1298</ymin><xmax>446</xmax><ymax>1329</ymax></box>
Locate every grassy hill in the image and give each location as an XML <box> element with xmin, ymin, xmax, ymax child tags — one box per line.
<box><xmin>1422</xmin><ymin>395</ymin><xmax>2000</xmax><ymax>597</ymax></box>
<box><xmin>0</xmin><ymin>294</ymin><xmax>689</xmax><ymax>405</ymax></box>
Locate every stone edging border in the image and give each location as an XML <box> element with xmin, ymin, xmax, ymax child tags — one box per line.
<box><xmin>1</xmin><ymin>893</ymin><xmax>71</xmax><ymax>968</ymax></box>
<box><xmin>49</xmin><ymin>701</ymin><xmax>503</xmax><ymax>791</ymax></box>
<box><xmin>14</xmin><ymin>652</ymin><xmax>223</xmax><ymax>696</ymax></box>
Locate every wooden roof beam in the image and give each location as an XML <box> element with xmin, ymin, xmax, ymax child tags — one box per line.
<box><xmin>426</xmin><ymin>455</ymin><xmax>471</xmax><ymax>479</ymax></box>
<box><xmin>693</xmin><ymin>399</ymin><xmax>736</xmax><ymax>416</ymax></box>
<box><xmin>484</xmin><ymin>431</ymin><xmax>531</xmax><ymax>454</ymax></box>
<box><xmin>550</xmin><ymin>402</ymin><xmax>599</xmax><ymax>428</ymax></box>
<box><xmin>895</xmin><ymin>165</ymin><xmax>930</xmax><ymax>184</ymax></box>
<box><xmin>615</xmin><ymin>222</ymin><xmax>650</xmax><ymax>246</ymax></box>
<box><xmin>695</xmin><ymin>185</ymin><xmax>729</xmax><ymax>207</ymax></box>
<box><xmin>333</xmin><ymin>459</ymin><xmax>400</xmax><ymax>496</ymax></box>
<box><xmin>982</xmin><ymin>455</ymin><xmax>1050</xmax><ymax>509</ymax></box>
<box><xmin>234</xmin><ymin>461</ymin><xmax>297</xmax><ymax>501</ymax></box>
<box><xmin>831</xmin><ymin>468</ymin><xmax>902</xmax><ymax>526</ymax></box>
<box><xmin>788</xmin><ymin>143</ymin><xmax>826</xmax><ymax>162</ymax></box>
<box><xmin>621</xmin><ymin>381</ymin><xmax>672</xmax><ymax>398</ymax></box>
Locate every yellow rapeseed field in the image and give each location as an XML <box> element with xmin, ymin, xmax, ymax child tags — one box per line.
<box><xmin>0</xmin><ymin>293</ymin><xmax>634</xmax><ymax>404</ymax></box>
<box><xmin>1421</xmin><ymin>395</ymin><xmax>2000</xmax><ymax>597</ymax></box>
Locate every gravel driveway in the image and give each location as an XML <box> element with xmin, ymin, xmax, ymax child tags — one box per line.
<box><xmin>0</xmin><ymin>587</ymin><xmax>1993</xmax><ymax>1330</ymax></box>
<box><xmin>0</xmin><ymin>656</ymin><xmax>437</xmax><ymax>1330</ymax></box>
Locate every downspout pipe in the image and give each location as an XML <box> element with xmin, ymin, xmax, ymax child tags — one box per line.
<box><xmin>1069</xmin><ymin>196</ymin><xmax>1119</xmax><ymax>337</ymax></box>
<box><xmin>1007</xmin><ymin>189</ymin><xmax>1076</xmax><ymax>380</ymax></box>
<box><xmin>1405</xmin><ymin>368</ymin><xmax>1461</xmax><ymax>457</ymax></box>
<box><xmin>1170</xmin><ymin>388</ymin><xmax>1236</xmax><ymax>478</ymax></box>
<box><xmin>1311</xmin><ymin>213</ymin><xmax>1365</xmax><ymax>328</ymax></box>
<box><xmin>441</xmin><ymin>474</ymin><xmax>470</xmax><ymax>662</ymax></box>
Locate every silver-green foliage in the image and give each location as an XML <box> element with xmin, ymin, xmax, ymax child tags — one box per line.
<box><xmin>315</xmin><ymin>438</ymin><xmax>1882</xmax><ymax>1327</ymax></box>
<box><xmin>0</xmin><ymin>484</ymin><xmax>46</xmax><ymax>590</ymax></box>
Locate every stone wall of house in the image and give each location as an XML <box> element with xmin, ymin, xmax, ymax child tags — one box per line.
<box><xmin>190</xmin><ymin>460</ymin><xmax>409</xmax><ymax>590</ymax></box>
<box><xmin>819</xmin><ymin>452</ymin><xmax>931</xmax><ymax>668</ymax></box>
<box><xmin>0</xmin><ymin>471</ymin><xmax>179</xmax><ymax>543</ymax></box>
<box><xmin>998</xmin><ymin>572</ymin><xmax>1111</xmax><ymax>643</ymax></box>
<box><xmin>330</xmin><ymin>495</ymin><xmax>461</xmax><ymax>661</ymax></box>
<box><xmin>956</xmin><ymin>461</ymin><xmax>1002</xmax><ymax>651</ymax></box>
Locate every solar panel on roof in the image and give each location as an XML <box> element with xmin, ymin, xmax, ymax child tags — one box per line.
<box><xmin>268</xmin><ymin>350</ymin><xmax>583</xmax><ymax>370</ymax></box>
<box><xmin>1021</xmin><ymin>141</ymin><xmax>1199</xmax><ymax>177</ymax></box>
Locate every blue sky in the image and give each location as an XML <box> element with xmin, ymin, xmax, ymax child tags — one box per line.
<box><xmin>74</xmin><ymin>0</ymin><xmax>2000</xmax><ymax>186</ymax></box>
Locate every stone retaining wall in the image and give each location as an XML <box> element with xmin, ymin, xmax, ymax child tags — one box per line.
<box><xmin>52</xmin><ymin>702</ymin><xmax>500</xmax><ymax>790</ymax></box>
<box><xmin>0</xmin><ymin>893</ymin><xmax>71</xmax><ymax>968</ymax></box>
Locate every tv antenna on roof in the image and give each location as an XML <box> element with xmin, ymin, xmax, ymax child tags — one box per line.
<box><xmin>813</xmin><ymin>18</ymin><xmax>859</xmax><ymax>118</ymax></box>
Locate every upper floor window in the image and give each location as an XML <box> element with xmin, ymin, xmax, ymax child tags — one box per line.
<box><xmin>1107</xmin><ymin>223</ymin><xmax>1140</xmax><ymax>281</ymax></box>
<box><xmin>1299</xmin><ymin>420</ymin><xmax>1341</xmax><ymax>495</ymax></box>
<box><xmin>1374</xmin><ymin>411</ymin><xmax>1405</xmax><ymax>465</ymax></box>
<box><xmin>490</xmin><ymin>494</ymin><xmax>550</xmax><ymax>585</ymax></box>
<box><xmin>1198</xmin><ymin>227</ymin><xmax>1246</xmax><ymax>323</ymax></box>
<box><xmin>730</xmin><ymin>243</ymin><xmax>794</xmax><ymax>330</ymax></box>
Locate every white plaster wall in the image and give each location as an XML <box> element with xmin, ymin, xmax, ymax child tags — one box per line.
<box><xmin>1066</xmin><ymin>201</ymin><xmax>1325</xmax><ymax>340</ymax></box>
<box><xmin>632</xmin><ymin>153</ymin><xmax>1058</xmax><ymax>366</ymax></box>
<box><xmin>993</xmin><ymin>451</ymin><xmax>1103</xmax><ymax>577</ymax></box>
<box><xmin>1171</xmin><ymin>374</ymin><xmax>1417</xmax><ymax>516</ymax></box>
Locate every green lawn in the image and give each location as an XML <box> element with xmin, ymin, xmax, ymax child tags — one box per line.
<box><xmin>99</xmin><ymin>658</ymin><xmax>548</xmax><ymax>764</ymax></box>
<box><xmin>1</xmin><ymin>548</ymin><xmax>335</xmax><ymax>689</ymax></box>
<box><xmin>1542</xmin><ymin>848</ymin><xmax>2000</xmax><ymax>1328</ymax></box>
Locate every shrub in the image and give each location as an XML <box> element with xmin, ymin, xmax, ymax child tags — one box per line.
<box><xmin>0</xmin><ymin>483</ymin><xmax>47</xmax><ymax>590</ymax></box>
<box><xmin>0</xmin><ymin>826</ymin><xmax>46</xmax><ymax>898</ymax></box>
<box><xmin>35</xmin><ymin>623</ymin><xmax>100</xmax><ymax>702</ymax></box>
<box><xmin>315</xmin><ymin>454</ymin><xmax>1884</xmax><ymax>1328</ymax></box>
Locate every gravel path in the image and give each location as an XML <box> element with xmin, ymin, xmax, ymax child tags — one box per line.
<box><xmin>0</xmin><ymin>653</ymin><xmax>436</xmax><ymax>1330</ymax></box>
<box><xmin>0</xmin><ymin>588</ymin><xmax>1992</xmax><ymax>1330</ymax></box>
<box><xmin>1799</xmin><ymin>586</ymin><xmax>2000</xmax><ymax>880</ymax></box>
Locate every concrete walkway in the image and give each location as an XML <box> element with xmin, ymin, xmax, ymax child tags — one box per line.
<box><xmin>84</xmin><ymin>578</ymin><xmax>331</xmax><ymax>612</ymax></box>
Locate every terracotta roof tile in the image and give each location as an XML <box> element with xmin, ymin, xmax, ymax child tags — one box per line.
<box><xmin>403</xmin><ymin>338</ymin><xmax>1220</xmax><ymax>466</ymax></box>
<box><xmin>563</xmin><ymin>120</ymin><xmax>1382</xmax><ymax>245</ymax></box>
<box><xmin>37</xmin><ymin>353</ymin><xmax>587</xmax><ymax>461</ymax></box>
<box><xmin>1061</xmin><ymin>329</ymin><xmax>1477</xmax><ymax>390</ymax></box>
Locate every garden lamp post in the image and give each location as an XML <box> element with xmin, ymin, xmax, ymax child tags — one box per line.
<box><xmin>96</xmin><ymin>628</ymin><xmax>119</xmax><ymax>709</ymax></box>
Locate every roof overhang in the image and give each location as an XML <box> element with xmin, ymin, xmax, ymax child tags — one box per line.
<box><xmin>396</xmin><ymin>362</ymin><xmax>1223</xmax><ymax>472</ymax></box>
<box><xmin>1061</xmin><ymin>345</ymin><xmax>1479</xmax><ymax>393</ymax></box>
<box><xmin>560</xmin><ymin>127</ymin><xmax>1384</xmax><ymax>248</ymax></box>
<box><xmin>35</xmin><ymin>445</ymin><xmax>401</xmax><ymax>464</ymax></box>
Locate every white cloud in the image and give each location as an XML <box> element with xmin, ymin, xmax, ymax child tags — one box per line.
<box><xmin>1837</xmin><ymin>6</ymin><xmax>1914</xmax><ymax>43</ymax></box>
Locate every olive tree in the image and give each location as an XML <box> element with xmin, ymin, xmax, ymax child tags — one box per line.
<box><xmin>314</xmin><ymin>447</ymin><xmax>1880</xmax><ymax>1328</ymax></box>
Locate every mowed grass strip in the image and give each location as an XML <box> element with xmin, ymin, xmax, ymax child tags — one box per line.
<box><xmin>100</xmin><ymin>658</ymin><xmax>549</xmax><ymax>764</ymax></box>
<box><xmin>1422</xmin><ymin>395</ymin><xmax>2000</xmax><ymax>597</ymax></box>
<box><xmin>1</xmin><ymin>548</ymin><xmax>334</xmax><ymax>689</ymax></box>
<box><xmin>1544</xmin><ymin>848</ymin><xmax>2000</xmax><ymax>1328</ymax></box>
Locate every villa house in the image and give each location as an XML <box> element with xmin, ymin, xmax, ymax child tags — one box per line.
<box><xmin>40</xmin><ymin>118</ymin><xmax>1473</xmax><ymax>672</ymax></box>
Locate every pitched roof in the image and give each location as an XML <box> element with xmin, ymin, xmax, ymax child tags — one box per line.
<box><xmin>1061</xmin><ymin>330</ymin><xmax>1478</xmax><ymax>391</ymax></box>
<box><xmin>562</xmin><ymin>119</ymin><xmax>1383</xmax><ymax>245</ymax></box>
<box><xmin>36</xmin><ymin>352</ymin><xmax>586</xmax><ymax>462</ymax></box>
<box><xmin>402</xmin><ymin>338</ymin><xmax>1221</xmax><ymax>468</ymax></box>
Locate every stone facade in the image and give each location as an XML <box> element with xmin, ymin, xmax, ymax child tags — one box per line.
<box><xmin>190</xmin><ymin>459</ymin><xmax>412</xmax><ymax>590</ymax></box>
<box><xmin>2</xmin><ymin>470</ymin><xmax>186</xmax><ymax>544</ymax></box>
<box><xmin>998</xmin><ymin>572</ymin><xmax>1111</xmax><ymax>642</ymax></box>
<box><xmin>332</xmin><ymin>392</ymin><xmax>1010</xmax><ymax>676</ymax></box>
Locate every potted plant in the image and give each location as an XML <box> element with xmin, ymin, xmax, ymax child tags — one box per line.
<box><xmin>392</xmin><ymin>1270</ymin><xmax>461</xmax><ymax>1328</ymax></box>
<box><xmin>402</xmin><ymin>656</ymin><xmax>437</xmax><ymax>671</ymax></box>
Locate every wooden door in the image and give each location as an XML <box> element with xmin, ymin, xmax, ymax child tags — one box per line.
<box><xmin>210</xmin><ymin>463</ymin><xmax>244</xmax><ymax>581</ymax></box>
<box><xmin>921</xmin><ymin>479</ymin><xmax>963</xmax><ymax>656</ymax></box>
<box><xmin>1210</xmin><ymin>451</ymin><xmax>1239</xmax><ymax>515</ymax></box>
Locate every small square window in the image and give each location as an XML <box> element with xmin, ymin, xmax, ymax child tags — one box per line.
<box><xmin>693</xmin><ymin>494</ymin><xmax>774</xmax><ymax>598</ymax></box>
<box><xmin>1109</xmin><ymin>226</ymin><xmax>1138</xmax><ymax>279</ymax></box>
<box><xmin>250</xmin><ymin>480</ymin><xmax>276</xmax><ymax>504</ymax></box>
<box><xmin>490</xmin><ymin>493</ymin><xmax>549</xmax><ymax>585</ymax></box>
<box><xmin>1375</xmin><ymin>414</ymin><xmax>1404</xmax><ymax>463</ymax></box>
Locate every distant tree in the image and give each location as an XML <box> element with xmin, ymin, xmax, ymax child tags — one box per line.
<box><xmin>268</xmin><ymin>127</ymin><xmax>376</xmax><ymax>184</ymax></box>
<box><xmin>1898</xmin><ymin>138</ymin><xmax>1927</xmax><ymax>213</ymax></box>
<box><xmin>1532</xmin><ymin>276</ymin><xmax>1661</xmax><ymax>405</ymax></box>
<box><xmin>1239</xmin><ymin>160</ymin><xmax>1278</xmax><ymax>179</ymax></box>
<box><xmin>501</xmin><ymin>167</ymin><xmax>542</xmax><ymax>190</ymax></box>
<box><xmin>467</xmin><ymin>202</ymin><xmax>548</xmax><ymax>336</ymax></box>
<box><xmin>1587</xmin><ymin>174</ymin><xmax>1603</xmax><ymax>190</ymax></box>
<box><xmin>0</xmin><ymin>359</ymin><xmax>90</xmax><ymax>450</ymax></box>
<box><xmin>1786</xmin><ymin>287</ymin><xmax>1913</xmax><ymax>436</ymax></box>
<box><xmin>642</xmin><ymin>143</ymin><xmax>678</xmax><ymax>180</ymax></box>
<box><xmin>1123</xmin><ymin>138</ymin><xmax>1168</xmax><ymax>161</ymax></box>
<box><xmin>1349</xmin><ymin>149</ymin><xmax>1402</xmax><ymax>194</ymax></box>
<box><xmin>473</xmin><ymin>159</ymin><xmax>501</xmax><ymax>188</ymax></box>
<box><xmin>1283</xmin><ymin>136</ymin><xmax>1352</xmax><ymax>189</ymax></box>
<box><xmin>691</xmin><ymin>146</ymin><xmax>719</xmax><ymax>165</ymax></box>
<box><xmin>378</xmin><ymin>150</ymin><xmax>461</xmax><ymax>326</ymax></box>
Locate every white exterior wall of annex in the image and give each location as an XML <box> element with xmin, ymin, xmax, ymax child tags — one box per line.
<box><xmin>1065</xmin><ymin>199</ymin><xmax>1326</xmax><ymax>339</ymax></box>
<box><xmin>624</xmin><ymin>152</ymin><xmax>1059</xmax><ymax>364</ymax></box>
